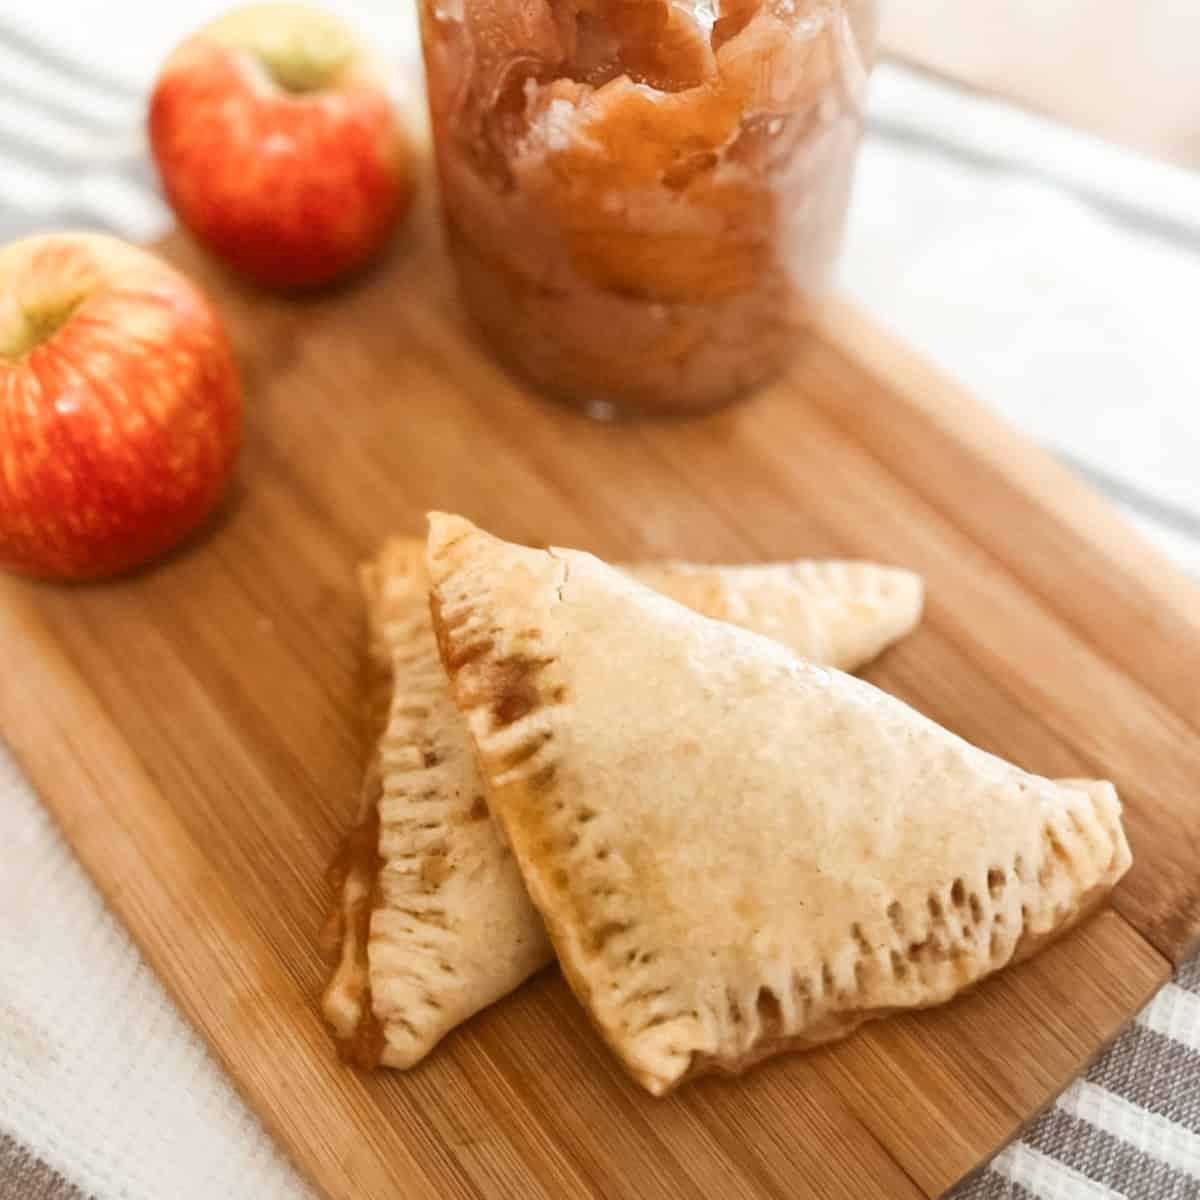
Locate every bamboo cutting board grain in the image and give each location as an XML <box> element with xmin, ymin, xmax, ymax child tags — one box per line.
<box><xmin>2</xmin><ymin>178</ymin><xmax>1198</xmax><ymax>1199</ymax></box>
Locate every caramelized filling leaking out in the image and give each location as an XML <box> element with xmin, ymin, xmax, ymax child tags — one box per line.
<box><xmin>338</xmin><ymin>798</ymin><xmax>388</xmax><ymax>1068</ymax></box>
<box><xmin>326</xmin><ymin>592</ymin><xmax>395</xmax><ymax>1069</ymax></box>
<box><xmin>491</xmin><ymin>657</ymin><xmax>547</xmax><ymax>725</ymax></box>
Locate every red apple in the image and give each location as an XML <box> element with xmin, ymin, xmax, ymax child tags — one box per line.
<box><xmin>0</xmin><ymin>233</ymin><xmax>242</xmax><ymax>581</ymax></box>
<box><xmin>148</xmin><ymin>3</ymin><xmax>415</xmax><ymax>289</ymax></box>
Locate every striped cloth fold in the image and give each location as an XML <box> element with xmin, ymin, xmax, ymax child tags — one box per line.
<box><xmin>1</xmin><ymin>6</ymin><xmax>1199</xmax><ymax>1200</ymax></box>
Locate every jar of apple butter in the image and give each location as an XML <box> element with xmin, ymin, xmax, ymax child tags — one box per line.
<box><xmin>419</xmin><ymin>0</ymin><xmax>878</xmax><ymax>416</ymax></box>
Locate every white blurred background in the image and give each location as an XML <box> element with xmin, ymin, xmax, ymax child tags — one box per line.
<box><xmin>9</xmin><ymin>1</ymin><xmax>1200</xmax><ymax>162</ymax></box>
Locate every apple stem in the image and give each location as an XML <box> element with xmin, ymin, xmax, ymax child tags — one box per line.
<box><xmin>259</xmin><ymin>53</ymin><xmax>346</xmax><ymax>94</ymax></box>
<box><xmin>0</xmin><ymin>298</ymin><xmax>85</xmax><ymax>360</ymax></box>
<box><xmin>247</xmin><ymin>25</ymin><xmax>355</xmax><ymax>95</ymax></box>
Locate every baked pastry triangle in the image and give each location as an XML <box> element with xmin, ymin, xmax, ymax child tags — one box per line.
<box><xmin>322</xmin><ymin>535</ymin><xmax>923</xmax><ymax>1067</ymax></box>
<box><xmin>426</xmin><ymin>514</ymin><xmax>1132</xmax><ymax>1096</ymax></box>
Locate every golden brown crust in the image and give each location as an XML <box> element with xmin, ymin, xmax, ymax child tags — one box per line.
<box><xmin>426</xmin><ymin>515</ymin><xmax>1132</xmax><ymax>1096</ymax></box>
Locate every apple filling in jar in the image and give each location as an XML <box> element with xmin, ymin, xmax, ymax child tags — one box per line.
<box><xmin>419</xmin><ymin>0</ymin><xmax>877</xmax><ymax>416</ymax></box>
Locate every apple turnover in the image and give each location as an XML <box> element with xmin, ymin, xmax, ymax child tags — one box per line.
<box><xmin>427</xmin><ymin>515</ymin><xmax>1131</xmax><ymax>1096</ymax></box>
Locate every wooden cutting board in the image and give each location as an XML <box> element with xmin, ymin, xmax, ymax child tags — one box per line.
<box><xmin>2</xmin><ymin>173</ymin><xmax>1198</xmax><ymax>1200</ymax></box>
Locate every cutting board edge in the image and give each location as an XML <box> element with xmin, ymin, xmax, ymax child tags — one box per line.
<box><xmin>815</xmin><ymin>299</ymin><xmax>1200</xmax><ymax>738</ymax></box>
<box><xmin>936</xmin><ymin>927</ymin><xmax>1168</xmax><ymax>1200</ymax></box>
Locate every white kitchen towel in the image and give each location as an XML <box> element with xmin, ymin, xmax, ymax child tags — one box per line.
<box><xmin>1</xmin><ymin>5</ymin><xmax>1198</xmax><ymax>1199</ymax></box>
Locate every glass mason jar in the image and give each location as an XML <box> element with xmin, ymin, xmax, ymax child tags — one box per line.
<box><xmin>418</xmin><ymin>0</ymin><xmax>878</xmax><ymax>417</ymax></box>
